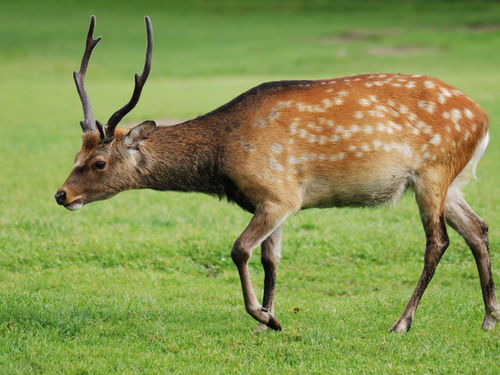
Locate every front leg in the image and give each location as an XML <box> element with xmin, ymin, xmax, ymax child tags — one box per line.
<box><xmin>261</xmin><ymin>225</ymin><xmax>283</xmax><ymax>314</ymax></box>
<box><xmin>254</xmin><ymin>226</ymin><xmax>283</xmax><ymax>333</ymax></box>
<box><xmin>231</xmin><ymin>202</ymin><xmax>292</xmax><ymax>330</ymax></box>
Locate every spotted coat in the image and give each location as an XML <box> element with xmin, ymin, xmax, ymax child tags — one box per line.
<box><xmin>224</xmin><ymin>73</ymin><xmax>488</xmax><ymax>210</ymax></box>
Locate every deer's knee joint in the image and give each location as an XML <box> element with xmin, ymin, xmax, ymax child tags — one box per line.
<box><xmin>231</xmin><ymin>240</ymin><xmax>251</xmax><ymax>264</ymax></box>
<box><xmin>480</xmin><ymin>220</ymin><xmax>488</xmax><ymax>234</ymax></box>
<box><xmin>424</xmin><ymin>240</ymin><xmax>449</xmax><ymax>270</ymax></box>
<box><xmin>479</xmin><ymin>220</ymin><xmax>489</xmax><ymax>240</ymax></box>
<box><xmin>425</xmin><ymin>233</ymin><xmax>449</xmax><ymax>257</ymax></box>
<box><xmin>261</xmin><ymin>252</ymin><xmax>280</xmax><ymax>270</ymax></box>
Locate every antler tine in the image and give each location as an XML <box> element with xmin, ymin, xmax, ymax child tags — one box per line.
<box><xmin>105</xmin><ymin>16</ymin><xmax>153</xmax><ymax>141</ymax></box>
<box><xmin>73</xmin><ymin>15</ymin><xmax>102</xmax><ymax>133</ymax></box>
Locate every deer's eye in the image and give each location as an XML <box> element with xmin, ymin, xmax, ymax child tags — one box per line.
<box><xmin>94</xmin><ymin>161</ymin><xmax>106</xmax><ymax>170</ymax></box>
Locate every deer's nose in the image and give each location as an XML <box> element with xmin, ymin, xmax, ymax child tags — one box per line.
<box><xmin>54</xmin><ymin>190</ymin><xmax>67</xmax><ymax>205</ymax></box>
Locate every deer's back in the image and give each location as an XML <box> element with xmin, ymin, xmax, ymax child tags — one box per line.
<box><xmin>216</xmin><ymin>74</ymin><xmax>488</xmax><ymax>209</ymax></box>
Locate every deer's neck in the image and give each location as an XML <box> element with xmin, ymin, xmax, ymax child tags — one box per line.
<box><xmin>139</xmin><ymin>120</ymin><xmax>228</xmax><ymax>196</ymax></box>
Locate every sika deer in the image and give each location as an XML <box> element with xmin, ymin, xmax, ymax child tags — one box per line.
<box><xmin>55</xmin><ymin>16</ymin><xmax>499</xmax><ymax>332</ymax></box>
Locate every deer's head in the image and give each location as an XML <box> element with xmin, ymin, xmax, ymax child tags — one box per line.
<box><xmin>55</xmin><ymin>16</ymin><xmax>156</xmax><ymax>210</ymax></box>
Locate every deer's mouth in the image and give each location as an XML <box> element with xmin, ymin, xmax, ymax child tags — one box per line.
<box><xmin>64</xmin><ymin>198</ymin><xmax>84</xmax><ymax>211</ymax></box>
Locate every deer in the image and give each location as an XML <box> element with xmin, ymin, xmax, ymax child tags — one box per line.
<box><xmin>55</xmin><ymin>15</ymin><xmax>498</xmax><ymax>333</ymax></box>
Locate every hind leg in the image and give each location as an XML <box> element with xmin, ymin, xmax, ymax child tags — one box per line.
<box><xmin>445</xmin><ymin>187</ymin><xmax>499</xmax><ymax>329</ymax></box>
<box><xmin>391</xmin><ymin>173</ymin><xmax>449</xmax><ymax>332</ymax></box>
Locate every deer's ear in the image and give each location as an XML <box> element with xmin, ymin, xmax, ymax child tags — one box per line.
<box><xmin>123</xmin><ymin>120</ymin><xmax>156</xmax><ymax>148</ymax></box>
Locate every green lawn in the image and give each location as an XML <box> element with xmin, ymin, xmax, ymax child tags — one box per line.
<box><xmin>1</xmin><ymin>1</ymin><xmax>499</xmax><ymax>374</ymax></box>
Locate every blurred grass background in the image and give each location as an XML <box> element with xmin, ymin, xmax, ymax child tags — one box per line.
<box><xmin>0</xmin><ymin>0</ymin><xmax>499</xmax><ymax>374</ymax></box>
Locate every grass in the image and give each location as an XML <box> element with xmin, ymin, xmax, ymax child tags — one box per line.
<box><xmin>1</xmin><ymin>0</ymin><xmax>499</xmax><ymax>373</ymax></box>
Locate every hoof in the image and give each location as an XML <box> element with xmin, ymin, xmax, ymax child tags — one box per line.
<box><xmin>390</xmin><ymin>318</ymin><xmax>412</xmax><ymax>333</ymax></box>
<box><xmin>481</xmin><ymin>311</ymin><xmax>499</xmax><ymax>330</ymax></box>
<box><xmin>266</xmin><ymin>315</ymin><xmax>282</xmax><ymax>331</ymax></box>
<box><xmin>253</xmin><ymin>323</ymin><xmax>270</xmax><ymax>334</ymax></box>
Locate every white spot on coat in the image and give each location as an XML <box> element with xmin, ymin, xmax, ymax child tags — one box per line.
<box><xmin>450</xmin><ymin>108</ymin><xmax>462</xmax><ymax>120</ymax></box>
<box><xmin>271</xmin><ymin>143</ymin><xmax>283</xmax><ymax>154</ymax></box>
<box><xmin>418</xmin><ymin>100</ymin><xmax>436</xmax><ymax>114</ymax></box>
<box><xmin>368</xmin><ymin>110</ymin><xmax>384</xmax><ymax>118</ymax></box>
<box><xmin>330</xmin><ymin>152</ymin><xmax>346</xmax><ymax>161</ymax></box>
<box><xmin>424</xmin><ymin>80</ymin><xmax>435</xmax><ymax>89</ymax></box>
<box><xmin>389</xmin><ymin>109</ymin><xmax>400</xmax><ymax>117</ymax></box>
<box><xmin>430</xmin><ymin>134</ymin><xmax>441</xmax><ymax>145</ymax></box>
<box><xmin>322</xmin><ymin>99</ymin><xmax>334</xmax><ymax>108</ymax></box>
<box><xmin>437</xmin><ymin>87</ymin><xmax>452</xmax><ymax>104</ymax></box>
<box><xmin>440</xmin><ymin>87</ymin><xmax>452</xmax><ymax>98</ymax></box>
<box><xmin>307</xmin><ymin>122</ymin><xmax>323</xmax><ymax>131</ymax></box>
<box><xmin>389</xmin><ymin>121</ymin><xmax>403</xmax><ymax>131</ymax></box>
<box><xmin>269</xmin><ymin>157</ymin><xmax>284</xmax><ymax>171</ymax></box>
<box><xmin>464</xmin><ymin>108</ymin><xmax>474</xmax><ymax>119</ymax></box>
<box><xmin>406</xmin><ymin>112</ymin><xmax>418</xmax><ymax>122</ymax></box>
<box><xmin>253</xmin><ymin>119</ymin><xmax>265</xmax><ymax>128</ymax></box>
<box><xmin>393</xmin><ymin>143</ymin><xmax>413</xmax><ymax>157</ymax></box>
<box><xmin>359</xmin><ymin>98</ymin><xmax>371</xmax><ymax>107</ymax></box>
<box><xmin>350</xmin><ymin>124</ymin><xmax>361</xmax><ymax>133</ymax></box>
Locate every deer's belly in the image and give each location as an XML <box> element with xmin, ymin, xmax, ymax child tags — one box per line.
<box><xmin>300</xmin><ymin>167</ymin><xmax>413</xmax><ymax>208</ymax></box>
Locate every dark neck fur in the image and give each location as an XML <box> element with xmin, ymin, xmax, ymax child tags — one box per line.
<box><xmin>139</xmin><ymin>119</ymin><xmax>255</xmax><ymax>212</ymax></box>
<box><xmin>141</xmin><ymin>121</ymin><xmax>223</xmax><ymax>194</ymax></box>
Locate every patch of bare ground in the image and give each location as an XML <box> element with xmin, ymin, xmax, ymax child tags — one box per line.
<box><xmin>365</xmin><ymin>45</ymin><xmax>442</xmax><ymax>56</ymax></box>
<box><xmin>318</xmin><ymin>28</ymin><xmax>402</xmax><ymax>44</ymax></box>
<box><xmin>464</xmin><ymin>23</ymin><xmax>500</xmax><ymax>32</ymax></box>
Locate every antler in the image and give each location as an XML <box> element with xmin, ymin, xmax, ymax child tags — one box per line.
<box><xmin>73</xmin><ymin>15</ymin><xmax>102</xmax><ymax>133</ymax></box>
<box><xmin>104</xmin><ymin>16</ymin><xmax>153</xmax><ymax>142</ymax></box>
